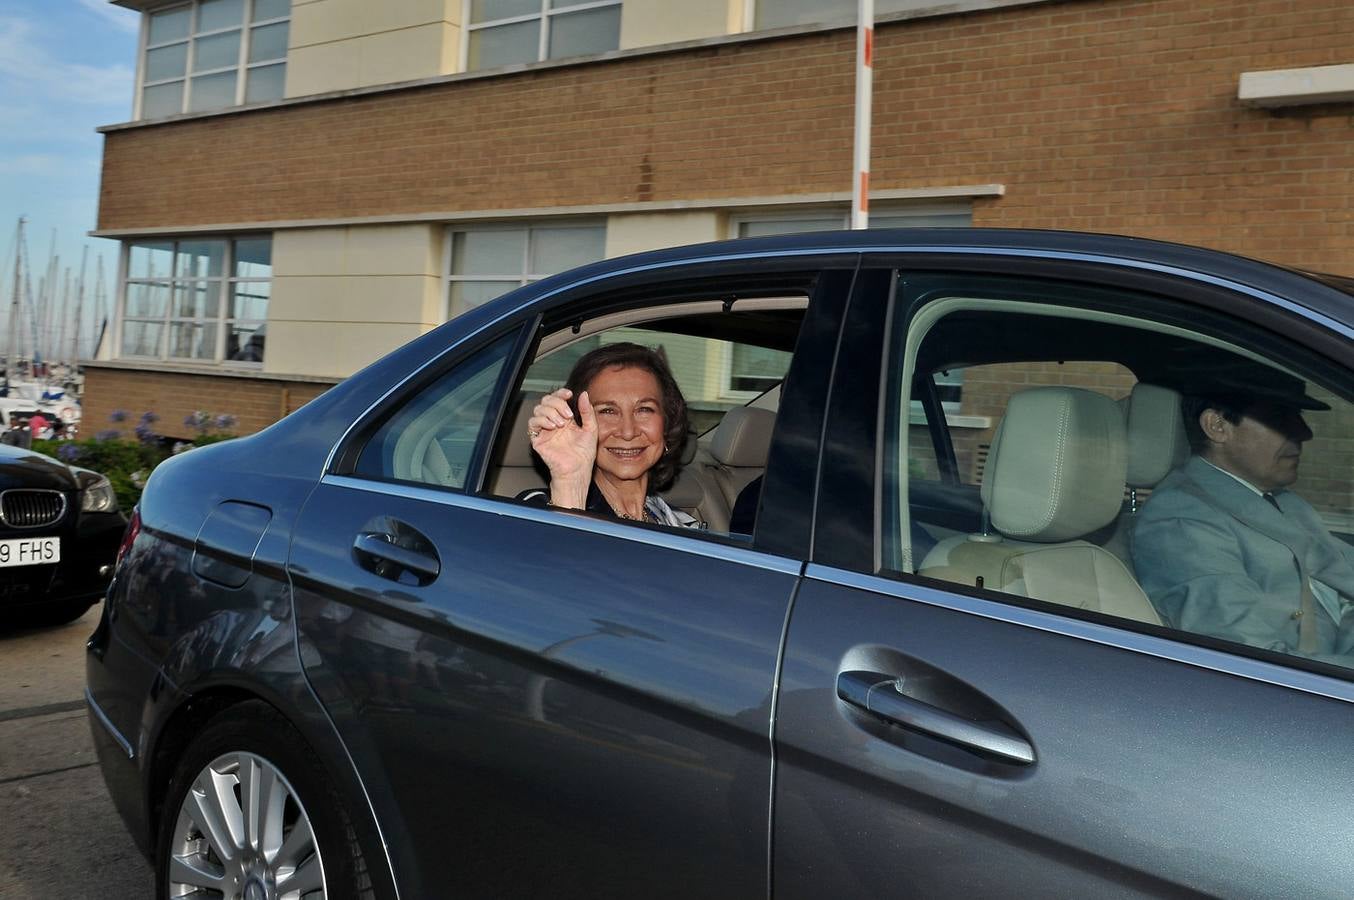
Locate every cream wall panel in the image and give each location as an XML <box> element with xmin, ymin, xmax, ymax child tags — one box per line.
<box><xmin>288</xmin><ymin>10</ymin><xmax>460</xmax><ymax>95</ymax></box>
<box><xmin>619</xmin><ymin>0</ymin><xmax>742</xmax><ymax>49</ymax></box>
<box><xmin>291</xmin><ymin>0</ymin><xmax>459</xmax><ymax>47</ymax></box>
<box><xmin>270</xmin><ymin>275</ymin><xmax>439</xmax><ymax>324</ymax></box>
<box><xmin>343</xmin><ymin>224</ymin><xmax>442</xmax><ymax>275</ymax></box>
<box><xmin>604</xmin><ymin>211</ymin><xmax>723</xmax><ymax>258</ymax></box>
<box><xmin>359</xmin><ymin>24</ymin><xmax>457</xmax><ymax>88</ymax></box>
<box><xmin>275</xmin><ymin>225</ymin><xmax>442</xmax><ymax>277</ymax></box>
<box><xmin>274</xmin><ymin>228</ymin><xmax>346</xmax><ymax>277</ymax></box>
<box><xmin>286</xmin><ymin>42</ymin><xmax>362</xmax><ymax>96</ymax></box>
<box><xmin>264</xmin><ymin>321</ymin><xmax>427</xmax><ymax>378</ymax></box>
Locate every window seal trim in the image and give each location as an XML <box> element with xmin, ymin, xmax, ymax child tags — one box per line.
<box><xmin>323</xmin><ymin>473</ymin><xmax>803</xmax><ymax>576</ymax></box>
<box><xmin>805</xmin><ymin>562</ymin><xmax>1354</xmax><ymax>705</ymax></box>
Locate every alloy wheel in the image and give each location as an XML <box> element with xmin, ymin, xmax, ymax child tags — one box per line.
<box><xmin>166</xmin><ymin>751</ymin><xmax>327</xmax><ymax>900</ymax></box>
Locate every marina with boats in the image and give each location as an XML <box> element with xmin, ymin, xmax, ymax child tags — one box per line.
<box><xmin>2</xmin><ymin>216</ymin><xmax>109</xmax><ymax>441</ymax></box>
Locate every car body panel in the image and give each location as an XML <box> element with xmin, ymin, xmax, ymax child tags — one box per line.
<box><xmin>290</xmin><ymin>482</ymin><xmax>800</xmax><ymax>897</ymax></box>
<box><xmin>773</xmin><ymin>245</ymin><xmax>1354</xmax><ymax>898</ymax></box>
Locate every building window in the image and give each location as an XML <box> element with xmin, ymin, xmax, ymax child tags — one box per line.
<box><xmin>447</xmin><ymin>223</ymin><xmax>605</xmax><ymax>317</ymax></box>
<box><xmin>139</xmin><ymin>0</ymin><xmax>290</xmax><ymax>119</ymax></box>
<box><xmin>119</xmin><ymin>236</ymin><xmax>271</xmax><ymax>365</ymax></box>
<box><xmin>464</xmin><ymin>0</ymin><xmax>621</xmax><ymax>71</ymax></box>
<box><xmin>755</xmin><ymin>0</ymin><xmax>941</xmax><ymax>30</ymax></box>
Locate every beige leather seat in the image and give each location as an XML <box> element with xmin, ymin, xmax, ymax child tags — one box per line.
<box><xmin>918</xmin><ymin>386</ymin><xmax>1162</xmax><ymax>626</ymax></box>
<box><xmin>1102</xmin><ymin>383</ymin><xmax>1190</xmax><ymax>569</ymax></box>
<box><xmin>658</xmin><ymin>431</ymin><xmax>726</xmax><ymax>530</ymax></box>
<box><xmin>486</xmin><ymin>395</ymin><xmax>548</xmax><ymax>498</ymax></box>
<box><xmin>705</xmin><ymin>407</ymin><xmax>776</xmax><ymax>512</ymax></box>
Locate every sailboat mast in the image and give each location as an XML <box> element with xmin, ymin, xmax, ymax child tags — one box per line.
<box><xmin>71</xmin><ymin>246</ymin><xmax>88</xmax><ymax>373</ymax></box>
<box><xmin>8</xmin><ymin>217</ymin><xmax>24</xmax><ymax>386</ymax></box>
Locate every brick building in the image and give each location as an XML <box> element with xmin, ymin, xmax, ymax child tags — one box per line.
<box><xmin>91</xmin><ymin>0</ymin><xmax>1354</xmax><ymax>440</ymax></box>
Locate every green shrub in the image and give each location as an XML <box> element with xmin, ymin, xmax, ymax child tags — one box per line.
<box><xmin>28</xmin><ymin>409</ymin><xmax>239</xmax><ymax>510</ymax></box>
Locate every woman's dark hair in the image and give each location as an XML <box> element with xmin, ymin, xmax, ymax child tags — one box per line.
<box><xmin>564</xmin><ymin>342</ymin><xmax>688</xmax><ymax>490</ymax></box>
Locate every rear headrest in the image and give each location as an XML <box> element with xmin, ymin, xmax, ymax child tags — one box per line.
<box><xmin>500</xmin><ymin>395</ymin><xmax>541</xmax><ymax>467</ymax></box>
<box><xmin>982</xmin><ymin>387</ymin><xmax>1127</xmax><ymax>542</ymax></box>
<box><xmin>1121</xmin><ymin>383</ymin><xmax>1189</xmax><ymax>488</ymax></box>
<box><xmin>710</xmin><ymin>407</ymin><xmax>776</xmax><ymax>467</ymax></box>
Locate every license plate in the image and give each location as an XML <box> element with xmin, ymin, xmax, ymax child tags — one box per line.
<box><xmin>0</xmin><ymin>537</ymin><xmax>59</xmax><ymax>567</ymax></box>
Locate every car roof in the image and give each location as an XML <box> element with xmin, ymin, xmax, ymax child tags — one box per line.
<box><xmin>499</xmin><ymin>228</ymin><xmax>1354</xmax><ymax>333</ymax></box>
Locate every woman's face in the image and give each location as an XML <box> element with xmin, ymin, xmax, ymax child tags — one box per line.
<box><xmin>587</xmin><ymin>365</ymin><xmax>666</xmax><ymax>486</ymax></box>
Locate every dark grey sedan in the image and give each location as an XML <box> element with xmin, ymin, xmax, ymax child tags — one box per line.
<box><xmin>89</xmin><ymin>229</ymin><xmax>1354</xmax><ymax>899</ymax></box>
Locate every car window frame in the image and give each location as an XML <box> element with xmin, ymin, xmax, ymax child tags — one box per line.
<box><xmin>811</xmin><ymin>250</ymin><xmax>1354</xmax><ymax>686</ymax></box>
<box><xmin>330</xmin><ymin>320</ymin><xmax>538</xmax><ymax>489</ymax></box>
<box><xmin>476</xmin><ymin>260</ymin><xmax>863</xmax><ymax>559</ymax></box>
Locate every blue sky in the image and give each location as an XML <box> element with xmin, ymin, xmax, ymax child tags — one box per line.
<box><xmin>0</xmin><ymin>0</ymin><xmax>140</xmax><ymax>357</ymax></box>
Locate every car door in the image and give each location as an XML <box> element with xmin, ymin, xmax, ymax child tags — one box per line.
<box><xmin>288</xmin><ymin>266</ymin><xmax>854</xmax><ymax>897</ymax></box>
<box><xmin>773</xmin><ymin>256</ymin><xmax>1354</xmax><ymax>897</ymax></box>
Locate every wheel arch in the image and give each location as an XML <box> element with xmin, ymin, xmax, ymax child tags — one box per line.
<box><xmin>144</xmin><ymin>683</ymin><xmax>401</xmax><ymax>899</ymax></box>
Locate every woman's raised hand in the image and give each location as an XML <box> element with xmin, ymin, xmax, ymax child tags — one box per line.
<box><xmin>527</xmin><ymin>388</ymin><xmax>597</xmax><ymax>507</ymax></box>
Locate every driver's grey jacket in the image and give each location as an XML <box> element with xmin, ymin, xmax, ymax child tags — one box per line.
<box><xmin>1133</xmin><ymin>455</ymin><xmax>1354</xmax><ymax>661</ymax></box>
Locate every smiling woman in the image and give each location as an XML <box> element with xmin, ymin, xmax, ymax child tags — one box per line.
<box><xmin>521</xmin><ymin>342</ymin><xmax>698</xmax><ymax>527</ymax></box>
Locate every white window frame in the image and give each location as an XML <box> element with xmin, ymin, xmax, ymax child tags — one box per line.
<box><xmin>116</xmin><ymin>235</ymin><xmax>271</xmax><ymax>367</ymax></box>
<box><xmin>135</xmin><ymin>0</ymin><xmax>290</xmax><ymax>119</ymax></box>
<box><xmin>460</xmin><ymin>0</ymin><xmax>622</xmax><ymax>71</ymax></box>
<box><xmin>444</xmin><ymin>220</ymin><xmax>606</xmax><ymax>319</ymax></box>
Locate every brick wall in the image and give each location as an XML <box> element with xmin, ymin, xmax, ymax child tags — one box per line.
<box><xmin>80</xmin><ymin>367</ymin><xmax>335</xmax><ymax>441</ymax></box>
<box><xmin>99</xmin><ymin>0</ymin><xmax>1354</xmax><ymax>273</ymax></box>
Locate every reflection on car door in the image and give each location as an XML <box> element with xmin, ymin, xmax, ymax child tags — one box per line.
<box><xmin>772</xmin><ymin>262</ymin><xmax>1354</xmax><ymax>898</ymax></box>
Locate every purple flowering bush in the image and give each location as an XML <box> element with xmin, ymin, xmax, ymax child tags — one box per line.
<box><xmin>31</xmin><ymin>408</ymin><xmax>241</xmax><ymax>508</ymax></box>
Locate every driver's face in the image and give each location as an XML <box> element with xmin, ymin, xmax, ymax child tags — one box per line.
<box><xmin>1206</xmin><ymin>402</ymin><xmax>1313</xmax><ymax>493</ymax></box>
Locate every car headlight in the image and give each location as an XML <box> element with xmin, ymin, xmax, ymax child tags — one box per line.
<box><xmin>73</xmin><ymin>467</ymin><xmax>118</xmax><ymax>513</ymax></box>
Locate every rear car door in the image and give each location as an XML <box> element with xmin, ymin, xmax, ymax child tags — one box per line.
<box><xmin>287</xmin><ymin>264</ymin><xmax>854</xmax><ymax>897</ymax></box>
<box><xmin>773</xmin><ymin>256</ymin><xmax>1354</xmax><ymax>897</ymax></box>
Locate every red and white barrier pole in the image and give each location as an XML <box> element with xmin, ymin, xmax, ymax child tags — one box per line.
<box><xmin>851</xmin><ymin>0</ymin><xmax>874</xmax><ymax>230</ymax></box>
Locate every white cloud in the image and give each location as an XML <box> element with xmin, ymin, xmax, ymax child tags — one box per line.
<box><xmin>0</xmin><ymin>15</ymin><xmax>134</xmax><ymax>108</ymax></box>
<box><xmin>75</xmin><ymin>0</ymin><xmax>140</xmax><ymax>34</ymax></box>
<box><xmin>0</xmin><ymin>153</ymin><xmax>70</xmax><ymax>176</ymax></box>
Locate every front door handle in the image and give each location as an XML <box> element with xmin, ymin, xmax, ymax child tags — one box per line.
<box><xmin>353</xmin><ymin>532</ymin><xmax>440</xmax><ymax>582</ymax></box>
<box><xmin>837</xmin><ymin>670</ymin><xmax>1035</xmax><ymax>766</ymax></box>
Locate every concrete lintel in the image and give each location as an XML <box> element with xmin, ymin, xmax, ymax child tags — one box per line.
<box><xmin>80</xmin><ymin>359</ymin><xmax>343</xmax><ymax>385</ymax></box>
<box><xmin>90</xmin><ymin>185</ymin><xmax>1005</xmax><ymax>238</ymax></box>
<box><xmin>1239</xmin><ymin>63</ymin><xmax>1354</xmax><ymax>108</ymax></box>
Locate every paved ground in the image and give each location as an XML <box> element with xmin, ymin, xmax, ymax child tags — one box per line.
<box><xmin>0</xmin><ymin>604</ymin><xmax>154</xmax><ymax>898</ymax></box>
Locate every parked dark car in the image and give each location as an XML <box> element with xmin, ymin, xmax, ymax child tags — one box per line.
<box><xmin>0</xmin><ymin>443</ymin><xmax>124</xmax><ymax>625</ymax></box>
<box><xmin>89</xmin><ymin>229</ymin><xmax>1354</xmax><ymax>899</ymax></box>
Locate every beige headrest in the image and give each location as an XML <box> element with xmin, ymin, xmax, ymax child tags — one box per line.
<box><xmin>710</xmin><ymin>407</ymin><xmax>776</xmax><ymax>467</ymax></box>
<box><xmin>1121</xmin><ymin>383</ymin><xmax>1189</xmax><ymax>488</ymax></box>
<box><xmin>981</xmin><ymin>387</ymin><xmax>1127</xmax><ymax>542</ymax></box>
<box><xmin>679</xmin><ymin>427</ymin><xmax>698</xmax><ymax>465</ymax></box>
<box><xmin>500</xmin><ymin>395</ymin><xmax>540</xmax><ymax>467</ymax></box>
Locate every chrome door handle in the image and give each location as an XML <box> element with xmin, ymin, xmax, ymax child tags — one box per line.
<box><xmin>837</xmin><ymin>670</ymin><xmax>1035</xmax><ymax>766</ymax></box>
<box><xmin>353</xmin><ymin>532</ymin><xmax>440</xmax><ymax>580</ymax></box>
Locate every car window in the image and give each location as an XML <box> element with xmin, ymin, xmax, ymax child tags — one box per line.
<box><xmin>486</xmin><ymin>311</ymin><xmax>803</xmax><ymax>536</ymax></box>
<box><xmin>353</xmin><ymin>332</ymin><xmax>518</xmax><ymax>489</ymax></box>
<box><xmin>880</xmin><ymin>275</ymin><xmax>1354</xmax><ymax>676</ymax></box>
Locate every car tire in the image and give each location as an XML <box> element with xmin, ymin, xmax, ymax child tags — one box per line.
<box><xmin>155</xmin><ymin>700</ymin><xmax>376</xmax><ymax>900</ymax></box>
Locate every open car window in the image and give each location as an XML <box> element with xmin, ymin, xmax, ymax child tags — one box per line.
<box><xmin>485</xmin><ymin>301</ymin><xmax>806</xmax><ymax>537</ymax></box>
